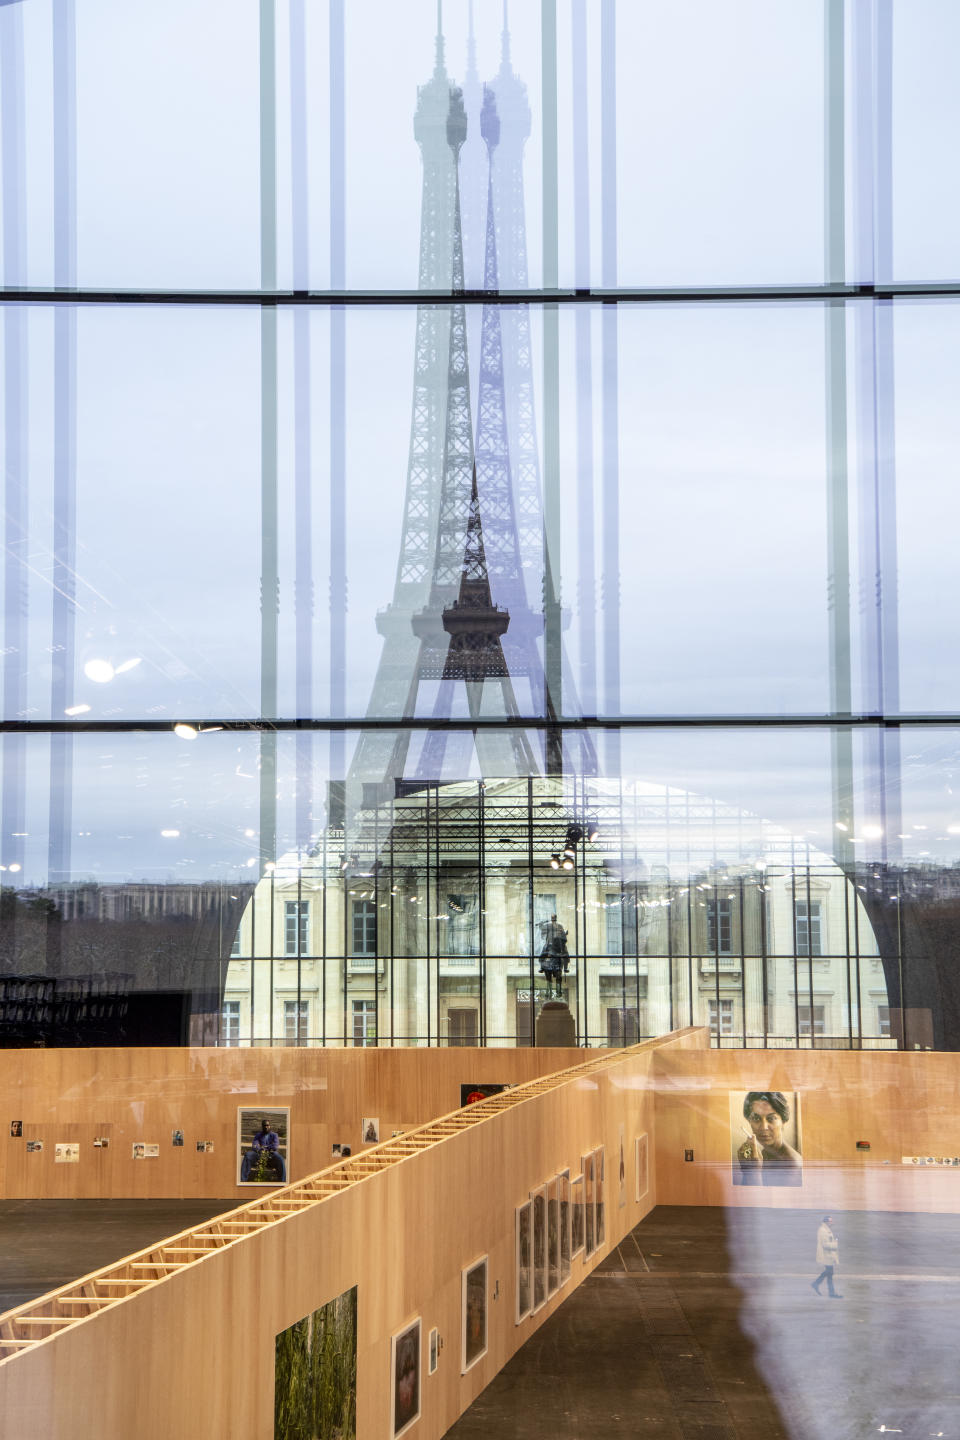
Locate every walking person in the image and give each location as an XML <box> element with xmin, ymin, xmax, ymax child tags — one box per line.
<box><xmin>811</xmin><ymin>1215</ymin><xmax>842</xmax><ymax>1298</ymax></box>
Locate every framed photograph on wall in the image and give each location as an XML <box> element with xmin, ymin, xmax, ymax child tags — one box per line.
<box><xmin>730</xmin><ymin>1090</ymin><xmax>802</xmax><ymax>1188</ymax></box>
<box><xmin>635</xmin><ymin>1133</ymin><xmax>649</xmax><ymax>1203</ymax></box>
<box><xmin>558</xmin><ymin>1170</ymin><xmax>571</xmax><ymax>1284</ymax></box>
<box><xmin>582</xmin><ymin>1152</ymin><xmax>596</xmax><ymax>1257</ymax></box>
<box><xmin>531</xmin><ymin>1183</ymin><xmax>547</xmax><ymax>1311</ymax></box>
<box><xmin>391</xmin><ymin>1316</ymin><xmax>421</xmax><ymax>1439</ymax></box>
<box><xmin>546</xmin><ymin>1178</ymin><xmax>560</xmax><ymax>1297</ymax></box>
<box><xmin>461</xmin><ymin>1255</ymin><xmax>488</xmax><ymax>1373</ymax></box>
<box><xmin>428</xmin><ymin>1326</ymin><xmax>439</xmax><ymax>1376</ymax></box>
<box><xmin>595</xmin><ymin>1147</ymin><xmax>606</xmax><ymax>1246</ymax></box>
<box><xmin>618</xmin><ymin>1123</ymin><xmax>627</xmax><ymax>1209</ymax></box>
<box><xmin>237</xmin><ymin>1107</ymin><xmax>289</xmax><ymax>1186</ymax></box>
<box><xmin>571</xmin><ymin>1174</ymin><xmax>584</xmax><ymax>1256</ymax></box>
<box><xmin>515</xmin><ymin>1200</ymin><xmax>533</xmax><ymax>1323</ymax></box>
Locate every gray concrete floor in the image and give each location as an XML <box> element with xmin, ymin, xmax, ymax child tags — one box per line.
<box><xmin>447</xmin><ymin>1206</ymin><xmax>960</xmax><ymax>1440</ymax></box>
<box><xmin>0</xmin><ymin>1199</ymin><xmax>235</xmax><ymax>1314</ymax></box>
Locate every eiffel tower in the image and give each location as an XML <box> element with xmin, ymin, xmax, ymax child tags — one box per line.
<box><xmin>348</xmin><ymin>6</ymin><xmax>588</xmax><ymax>800</ymax></box>
<box><xmin>399</xmin><ymin>82</ymin><xmax>537</xmax><ymax>782</ymax></box>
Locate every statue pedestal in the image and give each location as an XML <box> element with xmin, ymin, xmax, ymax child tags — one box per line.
<box><xmin>536</xmin><ymin>1000</ymin><xmax>576</xmax><ymax>1048</ymax></box>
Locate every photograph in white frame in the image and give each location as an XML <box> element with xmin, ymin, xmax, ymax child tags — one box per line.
<box><xmin>391</xmin><ymin>1316</ymin><xmax>421</xmax><ymax>1439</ymax></box>
<box><xmin>531</xmin><ymin>1184</ymin><xmax>547</xmax><ymax>1310</ymax></box>
<box><xmin>558</xmin><ymin>1170</ymin><xmax>572</xmax><ymax>1283</ymax></box>
<box><xmin>546</xmin><ymin>1177</ymin><xmax>560</xmax><ymax>1297</ymax></box>
<box><xmin>428</xmin><ymin>1326</ymin><xmax>439</xmax><ymax>1376</ymax></box>
<box><xmin>595</xmin><ymin>1147</ymin><xmax>606</xmax><ymax>1247</ymax></box>
<box><xmin>571</xmin><ymin>1174</ymin><xmax>585</xmax><ymax>1256</ymax></box>
<box><xmin>635</xmin><ymin>1132</ymin><xmax>649</xmax><ymax>1203</ymax></box>
<box><xmin>237</xmin><ymin>1106</ymin><xmax>290</xmax><ymax>1186</ymax></box>
<box><xmin>516</xmin><ymin>1200</ymin><xmax>533</xmax><ymax>1323</ymax></box>
<box><xmin>582</xmin><ymin>1152</ymin><xmax>596</xmax><ymax>1256</ymax></box>
<box><xmin>461</xmin><ymin>1255</ymin><xmax>488</xmax><ymax>1373</ymax></box>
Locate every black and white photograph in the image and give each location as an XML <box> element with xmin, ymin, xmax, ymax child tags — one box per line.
<box><xmin>362</xmin><ymin>1117</ymin><xmax>380</xmax><ymax>1145</ymax></box>
<box><xmin>391</xmin><ymin>1317</ymin><xmax>421</xmax><ymax>1439</ymax></box>
<box><xmin>428</xmin><ymin>1327</ymin><xmax>438</xmax><ymax>1376</ymax></box>
<box><xmin>571</xmin><ymin>1174</ymin><xmax>585</xmax><ymax>1256</ymax></box>
<box><xmin>461</xmin><ymin>1255</ymin><xmax>488</xmax><ymax>1373</ymax></box>
<box><xmin>558</xmin><ymin>1170</ymin><xmax>571</xmax><ymax>1283</ymax></box>
<box><xmin>515</xmin><ymin>1200</ymin><xmax>533</xmax><ymax>1323</ymax></box>
<box><xmin>730</xmin><ymin>1091</ymin><xmax>802</xmax><ymax>1188</ymax></box>
<box><xmin>238</xmin><ymin>1107</ymin><xmax>289</xmax><ymax>1185</ymax></box>
<box><xmin>547</xmin><ymin>1177</ymin><xmax>560</xmax><ymax>1296</ymax></box>
<box><xmin>583</xmin><ymin>1152</ymin><xmax>596</xmax><ymax>1256</ymax></box>
<box><xmin>531</xmin><ymin>1184</ymin><xmax>547</xmax><ymax>1310</ymax></box>
<box><xmin>635</xmin><ymin>1133</ymin><xmax>649</xmax><ymax>1203</ymax></box>
<box><xmin>9</xmin><ymin>1120</ymin><xmax>22</xmax><ymax>1138</ymax></box>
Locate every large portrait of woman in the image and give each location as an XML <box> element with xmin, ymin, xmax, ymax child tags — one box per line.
<box><xmin>730</xmin><ymin>1091</ymin><xmax>802</xmax><ymax>1187</ymax></box>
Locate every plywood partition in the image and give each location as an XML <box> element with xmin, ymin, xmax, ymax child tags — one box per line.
<box><xmin>0</xmin><ymin>1044</ymin><xmax>590</xmax><ymax>1200</ymax></box>
<box><xmin>653</xmin><ymin>1047</ymin><xmax>960</xmax><ymax>1213</ymax></box>
<box><xmin>0</xmin><ymin>1029</ymin><xmax>703</xmax><ymax>1440</ymax></box>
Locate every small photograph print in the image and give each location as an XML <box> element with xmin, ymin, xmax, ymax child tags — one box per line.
<box><xmin>204</xmin><ymin>1141</ymin><xmax>215</xmax><ymax>1154</ymax></box>
<box><xmin>93</xmin><ymin>1136</ymin><xmax>110</xmax><ymax>1150</ymax></box>
<box><xmin>132</xmin><ymin>1143</ymin><xmax>145</xmax><ymax>1159</ymax></box>
<box><xmin>428</xmin><ymin>1327</ymin><xmax>439</xmax><ymax>1376</ymax></box>
<box><xmin>618</xmin><ymin>1123</ymin><xmax>627</xmax><ymax>1209</ymax></box>
<box><xmin>595</xmin><ymin>1147</ymin><xmax>606</xmax><ymax>1246</ymax></box>
<box><xmin>331</xmin><ymin>1143</ymin><xmax>343</xmax><ymax>1158</ymax></box>
<box><xmin>583</xmin><ymin>1153</ymin><xmax>596</xmax><ymax>1256</ymax></box>
<box><xmin>197</xmin><ymin>1140</ymin><xmax>206</xmax><ymax>1153</ymax></box>
<box><xmin>171</xmin><ymin>1129</ymin><xmax>184</xmax><ymax>1147</ymax></box>
<box><xmin>144</xmin><ymin>1143</ymin><xmax>159</xmax><ymax>1158</ymax></box>
<box><xmin>635</xmin><ymin>1133</ymin><xmax>649</xmax><ymax>1202</ymax></box>
<box><xmin>391</xmin><ymin>1317</ymin><xmax>421</xmax><ymax>1439</ymax></box>
<box><xmin>238</xmin><ymin>1107</ymin><xmax>289</xmax><ymax>1185</ymax></box>
<box><xmin>546</xmin><ymin>1178</ymin><xmax>560</xmax><ymax>1296</ymax></box>
<box><xmin>731</xmin><ymin>1091</ymin><xmax>802</xmax><ymax>1188</ymax></box>
<box><xmin>55</xmin><ymin>1142</ymin><xmax>79</xmax><ymax>1164</ymax></box>
<box><xmin>461</xmin><ymin>1255</ymin><xmax>488</xmax><ymax>1373</ymax></box>
<box><xmin>361</xmin><ymin>1117</ymin><xmax>380</xmax><ymax>1145</ymax></box>
<box><xmin>460</xmin><ymin>1083</ymin><xmax>510</xmax><ymax>1107</ymax></box>
<box><xmin>515</xmin><ymin>1200</ymin><xmax>533</xmax><ymax>1323</ymax></box>
<box><xmin>558</xmin><ymin>1171</ymin><xmax>571</xmax><ymax>1283</ymax></box>
<box><xmin>9</xmin><ymin>1120</ymin><xmax>22</xmax><ymax>1138</ymax></box>
<box><xmin>274</xmin><ymin>1284</ymin><xmax>357</xmax><ymax>1440</ymax></box>
<box><xmin>531</xmin><ymin>1184</ymin><xmax>547</xmax><ymax>1310</ymax></box>
<box><xmin>26</xmin><ymin>1139</ymin><xmax>43</xmax><ymax>1154</ymax></box>
<box><xmin>571</xmin><ymin>1174</ymin><xmax>584</xmax><ymax>1256</ymax></box>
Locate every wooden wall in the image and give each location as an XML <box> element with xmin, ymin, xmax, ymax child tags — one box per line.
<box><xmin>0</xmin><ymin>1046</ymin><xmax>588</xmax><ymax>1200</ymax></box>
<box><xmin>653</xmin><ymin>1047</ymin><xmax>960</xmax><ymax>1212</ymax></box>
<box><xmin>0</xmin><ymin>1031</ymin><xmax>702</xmax><ymax>1440</ymax></box>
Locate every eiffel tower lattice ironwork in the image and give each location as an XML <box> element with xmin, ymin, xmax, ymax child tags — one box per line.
<box><xmin>403</xmin><ymin>82</ymin><xmax>537</xmax><ymax>783</ymax></box>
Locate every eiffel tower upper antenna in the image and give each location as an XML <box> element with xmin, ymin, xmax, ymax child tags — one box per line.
<box><xmin>501</xmin><ymin>0</ymin><xmax>511</xmax><ymax>69</ymax></box>
<box><xmin>435</xmin><ymin>0</ymin><xmax>445</xmax><ymax>76</ymax></box>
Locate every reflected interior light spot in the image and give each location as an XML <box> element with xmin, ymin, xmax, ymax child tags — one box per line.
<box><xmin>83</xmin><ymin>658</ymin><xmax>115</xmax><ymax>684</ymax></box>
<box><xmin>160</xmin><ymin>829</ymin><xmax>180</xmax><ymax>838</ymax></box>
<box><xmin>8</xmin><ymin>863</ymin><xmax>21</xmax><ymax>872</ymax></box>
<box><xmin>64</xmin><ymin>703</ymin><xmax>91</xmax><ymax>716</ymax></box>
<box><xmin>835</xmin><ymin>821</ymin><xmax>848</xmax><ymax>830</ymax></box>
<box><xmin>244</xmin><ymin>828</ymin><xmax>255</xmax><ymax>838</ymax></box>
<box><xmin>114</xmin><ymin>657</ymin><xmax>142</xmax><ymax>675</ymax></box>
<box><xmin>862</xmin><ymin>824</ymin><xmax>883</xmax><ymax>838</ymax></box>
<box><xmin>173</xmin><ymin>724</ymin><xmax>198</xmax><ymax>740</ymax></box>
<box><xmin>947</xmin><ymin>824</ymin><xmax>960</xmax><ymax>835</ymax></box>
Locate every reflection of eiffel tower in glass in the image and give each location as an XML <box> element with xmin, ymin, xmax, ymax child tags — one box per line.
<box><xmin>349</xmin><ymin>3</ymin><xmax>588</xmax><ymax>792</ymax></box>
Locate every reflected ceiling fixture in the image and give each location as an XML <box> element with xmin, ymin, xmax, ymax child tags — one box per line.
<box><xmin>64</xmin><ymin>703</ymin><xmax>91</xmax><ymax>716</ymax></box>
<box><xmin>173</xmin><ymin>722</ymin><xmax>225</xmax><ymax>740</ymax></box>
<box><xmin>83</xmin><ymin>656</ymin><xmax>141</xmax><ymax>684</ymax></box>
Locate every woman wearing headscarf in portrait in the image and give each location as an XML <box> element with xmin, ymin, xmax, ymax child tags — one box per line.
<box><xmin>736</xmin><ymin>1091</ymin><xmax>802</xmax><ymax>1186</ymax></box>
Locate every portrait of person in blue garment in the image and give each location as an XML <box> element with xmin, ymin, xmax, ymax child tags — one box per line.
<box><xmin>237</xmin><ymin>1107</ymin><xmax>289</xmax><ymax>1185</ymax></box>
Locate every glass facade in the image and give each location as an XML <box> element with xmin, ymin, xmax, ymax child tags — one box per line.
<box><xmin>2</xmin><ymin>1</ymin><xmax>959</xmax><ymax>1050</ymax></box>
